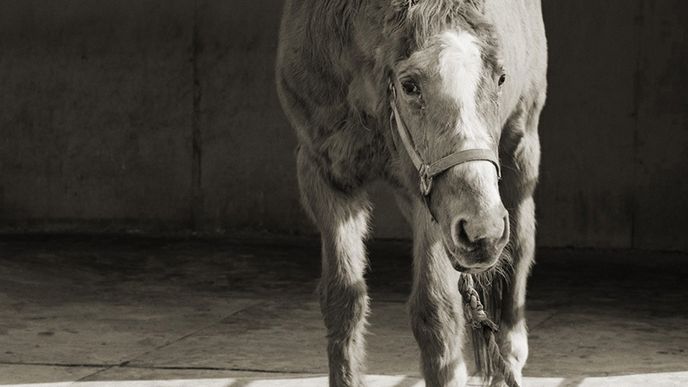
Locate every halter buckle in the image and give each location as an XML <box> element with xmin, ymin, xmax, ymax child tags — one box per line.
<box><xmin>419</xmin><ymin>164</ymin><xmax>433</xmax><ymax>196</ymax></box>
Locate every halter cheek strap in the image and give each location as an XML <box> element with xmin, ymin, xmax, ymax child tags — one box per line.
<box><xmin>389</xmin><ymin>82</ymin><xmax>501</xmax><ymax>221</ymax></box>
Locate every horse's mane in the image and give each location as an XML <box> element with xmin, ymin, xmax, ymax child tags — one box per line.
<box><xmin>305</xmin><ymin>0</ymin><xmax>364</xmax><ymax>65</ymax></box>
<box><xmin>389</xmin><ymin>0</ymin><xmax>469</xmax><ymax>37</ymax></box>
<box><xmin>386</xmin><ymin>0</ymin><xmax>498</xmax><ymax>58</ymax></box>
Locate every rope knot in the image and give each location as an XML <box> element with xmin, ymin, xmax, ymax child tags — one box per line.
<box><xmin>459</xmin><ymin>275</ymin><xmax>499</xmax><ymax>332</ymax></box>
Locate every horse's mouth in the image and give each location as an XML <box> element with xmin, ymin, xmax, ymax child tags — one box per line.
<box><xmin>450</xmin><ymin>260</ymin><xmax>478</xmax><ymax>274</ymax></box>
<box><xmin>451</xmin><ymin>261</ymin><xmax>489</xmax><ymax>275</ymax></box>
<box><xmin>445</xmin><ymin>246</ymin><xmax>499</xmax><ymax>274</ymax></box>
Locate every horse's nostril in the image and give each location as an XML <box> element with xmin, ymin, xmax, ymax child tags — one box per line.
<box><xmin>455</xmin><ymin>219</ymin><xmax>473</xmax><ymax>248</ymax></box>
<box><xmin>501</xmin><ymin>215</ymin><xmax>510</xmax><ymax>240</ymax></box>
<box><xmin>453</xmin><ymin>214</ymin><xmax>508</xmax><ymax>251</ymax></box>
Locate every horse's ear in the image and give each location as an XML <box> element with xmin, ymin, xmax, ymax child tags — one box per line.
<box><xmin>465</xmin><ymin>0</ymin><xmax>485</xmax><ymax>14</ymax></box>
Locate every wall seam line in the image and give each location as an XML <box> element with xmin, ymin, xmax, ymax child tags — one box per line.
<box><xmin>629</xmin><ymin>0</ymin><xmax>646</xmax><ymax>250</ymax></box>
<box><xmin>191</xmin><ymin>0</ymin><xmax>203</xmax><ymax>231</ymax></box>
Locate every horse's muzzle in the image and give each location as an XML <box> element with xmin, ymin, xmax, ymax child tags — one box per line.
<box><xmin>448</xmin><ymin>211</ymin><xmax>509</xmax><ymax>273</ymax></box>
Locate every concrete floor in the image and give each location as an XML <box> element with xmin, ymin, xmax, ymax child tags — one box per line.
<box><xmin>0</xmin><ymin>236</ymin><xmax>687</xmax><ymax>386</ymax></box>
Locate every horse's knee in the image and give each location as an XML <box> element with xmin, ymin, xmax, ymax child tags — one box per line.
<box><xmin>409</xmin><ymin>294</ymin><xmax>457</xmax><ymax>340</ymax></box>
<box><xmin>320</xmin><ymin>279</ymin><xmax>369</xmax><ymax>340</ymax></box>
<box><xmin>410</xmin><ymin>303</ymin><xmax>440</xmax><ymax>354</ymax></box>
<box><xmin>409</xmin><ymin>293</ymin><xmax>467</xmax><ymax>387</ymax></box>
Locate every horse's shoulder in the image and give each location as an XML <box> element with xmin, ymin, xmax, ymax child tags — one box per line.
<box><xmin>277</xmin><ymin>1</ymin><xmax>386</xmax><ymax>186</ymax></box>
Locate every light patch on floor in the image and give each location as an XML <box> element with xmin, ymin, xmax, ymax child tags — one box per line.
<box><xmin>3</xmin><ymin>373</ymin><xmax>688</xmax><ymax>387</ymax></box>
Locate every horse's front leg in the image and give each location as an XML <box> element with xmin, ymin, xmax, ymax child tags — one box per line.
<box><xmin>493</xmin><ymin>96</ymin><xmax>544</xmax><ymax>386</ymax></box>
<box><xmin>407</xmin><ymin>203</ymin><xmax>468</xmax><ymax>387</ymax></box>
<box><xmin>297</xmin><ymin>149</ymin><xmax>371</xmax><ymax>387</ymax></box>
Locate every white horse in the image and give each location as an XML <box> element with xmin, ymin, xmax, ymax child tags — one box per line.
<box><xmin>276</xmin><ymin>0</ymin><xmax>547</xmax><ymax>386</ymax></box>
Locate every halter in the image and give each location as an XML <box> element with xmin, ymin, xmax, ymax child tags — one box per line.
<box><xmin>389</xmin><ymin>81</ymin><xmax>501</xmax><ymax>221</ymax></box>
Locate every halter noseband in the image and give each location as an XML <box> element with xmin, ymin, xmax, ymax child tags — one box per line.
<box><xmin>389</xmin><ymin>81</ymin><xmax>501</xmax><ymax>221</ymax></box>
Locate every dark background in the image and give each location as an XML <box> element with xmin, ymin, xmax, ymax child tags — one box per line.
<box><xmin>1</xmin><ymin>1</ymin><xmax>686</xmax><ymax>251</ymax></box>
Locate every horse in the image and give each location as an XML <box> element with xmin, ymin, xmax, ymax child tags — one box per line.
<box><xmin>275</xmin><ymin>0</ymin><xmax>547</xmax><ymax>386</ymax></box>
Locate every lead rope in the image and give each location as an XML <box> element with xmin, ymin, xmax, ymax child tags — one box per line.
<box><xmin>458</xmin><ymin>275</ymin><xmax>520</xmax><ymax>387</ymax></box>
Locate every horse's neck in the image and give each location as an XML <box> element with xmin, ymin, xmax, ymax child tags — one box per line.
<box><xmin>486</xmin><ymin>0</ymin><xmax>546</xmax><ymax>119</ymax></box>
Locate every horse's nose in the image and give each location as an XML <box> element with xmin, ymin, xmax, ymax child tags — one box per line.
<box><xmin>452</xmin><ymin>208</ymin><xmax>509</xmax><ymax>252</ymax></box>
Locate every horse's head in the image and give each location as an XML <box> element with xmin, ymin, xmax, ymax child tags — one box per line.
<box><xmin>385</xmin><ymin>0</ymin><xmax>508</xmax><ymax>273</ymax></box>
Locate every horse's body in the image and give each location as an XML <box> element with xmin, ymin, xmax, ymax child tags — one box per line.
<box><xmin>276</xmin><ymin>0</ymin><xmax>546</xmax><ymax>385</ymax></box>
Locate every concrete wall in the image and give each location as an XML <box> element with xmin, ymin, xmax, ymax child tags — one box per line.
<box><xmin>1</xmin><ymin>1</ymin><xmax>686</xmax><ymax>251</ymax></box>
<box><xmin>538</xmin><ymin>0</ymin><xmax>688</xmax><ymax>251</ymax></box>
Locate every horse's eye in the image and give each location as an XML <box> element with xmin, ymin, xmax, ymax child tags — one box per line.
<box><xmin>401</xmin><ymin>79</ymin><xmax>421</xmax><ymax>96</ymax></box>
<box><xmin>498</xmin><ymin>73</ymin><xmax>506</xmax><ymax>86</ymax></box>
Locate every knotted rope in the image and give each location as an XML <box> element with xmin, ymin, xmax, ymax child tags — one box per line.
<box><xmin>458</xmin><ymin>275</ymin><xmax>520</xmax><ymax>387</ymax></box>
